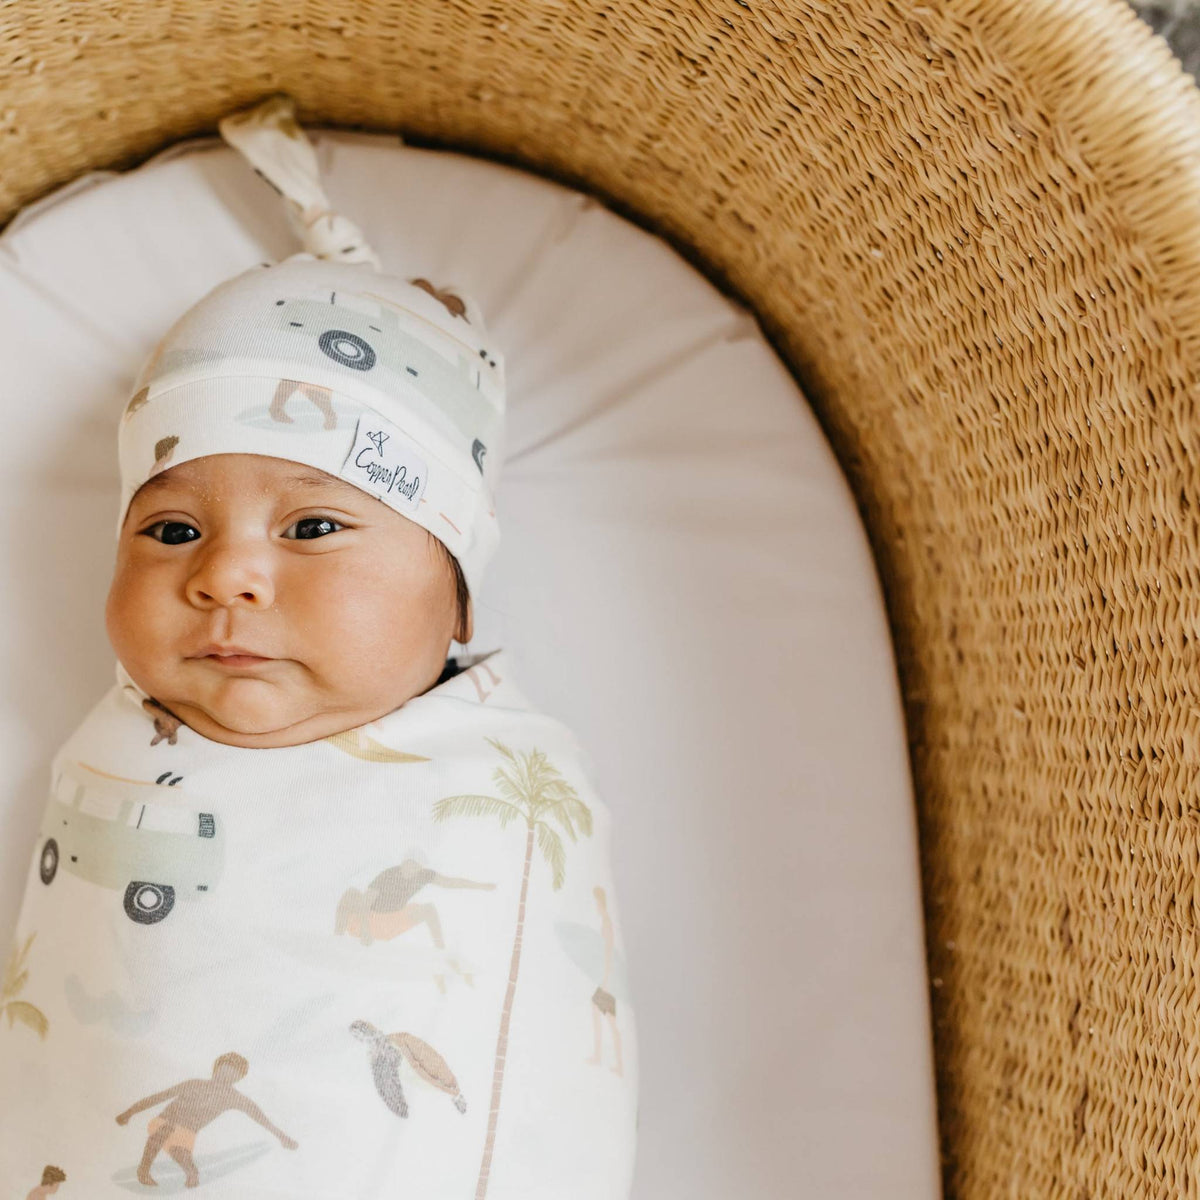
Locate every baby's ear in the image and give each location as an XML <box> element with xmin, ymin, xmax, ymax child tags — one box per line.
<box><xmin>460</xmin><ymin>595</ymin><xmax>474</xmax><ymax>646</ymax></box>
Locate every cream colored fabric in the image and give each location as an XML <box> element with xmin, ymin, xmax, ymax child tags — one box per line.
<box><xmin>0</xmin><ymin>648</ymin><xmax>637</xmax><ymax>1198</ymax></box>
<box><xmin>218</xmin><ymin>93</ymin><xmax>382</xmax><ymax>269</ymax></box>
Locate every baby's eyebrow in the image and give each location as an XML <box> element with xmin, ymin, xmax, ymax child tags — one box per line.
<box><xmin>133</xmin><ymin>466</ymin><xmax>362</xmax><ymax>502</ymax></box>
<box><xmin>277</xmin><ymin>468</ymin><xmax>364</xmax><ymax>498</ymax></box>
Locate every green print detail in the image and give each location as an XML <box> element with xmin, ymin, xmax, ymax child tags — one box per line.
<box><xmin>3</xmin><ymin>931</ymin><xmax>49</xmax><ymax>1040</ymax></box>
<box><xmin>63</xmin><ymin>974</ymin><xmax>157</xmax><ymax>1037</ymax></box>
<box><xmin>131</xmin><ymin>283</ymin><xmax>501</xmax><ymax>450</ymax></box>
<box><xmin>271</xmin><ymin>290</ymin><xmax>497</xmax><ymax>440</ymax></box>
<box><xmin>37</xmin><ymin>762</ymin><xmax>223</xmax><ymax>926</ymax></box>
<box><xmin>249</xmin><ymin>993</ymin><xmax>338</xmax><ymax>1063</ymax></box>
<box><xmin>432</xmin><ymin>737</ymin><xmax>594</xmax><ymax>1200</ymax></box>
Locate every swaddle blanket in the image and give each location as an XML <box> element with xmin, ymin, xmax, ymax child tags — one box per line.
<box><xmin>0</xmin><ymin>648</ymin><xmax>638</xmax><ymax>1198</ymax></box>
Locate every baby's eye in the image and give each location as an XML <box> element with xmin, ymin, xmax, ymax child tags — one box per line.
<box><xmin>141</xmin><ymin>521</ymin><xmax>200</xmax><ymax>545</ymax></box>
<box><xmin>284</xmin><ymin>516</ymin><xmax>345</xmax><ymax>540</ymax></box>
<box><xmin>139</xmin><ymin>516</ymin><xmax>345</xmax><ymax>543</ymax></box>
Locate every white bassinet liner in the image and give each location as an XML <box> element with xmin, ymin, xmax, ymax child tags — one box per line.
<box><xmin>0</xmin><ymin>130</ymin><xmax>940</xmax><ymax>1199</ymax></box>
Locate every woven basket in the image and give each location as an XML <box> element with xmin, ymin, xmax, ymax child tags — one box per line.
<box><xmin>6</xmin><ymin>1</ymin><xmax>1200</xmax><ymax>1194</ymax></box>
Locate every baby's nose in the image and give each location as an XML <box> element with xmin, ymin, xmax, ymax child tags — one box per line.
<box><xmin>186</xmin><ymin>553</ymin><xmax>276</xmax><ymax>609</ymax></box>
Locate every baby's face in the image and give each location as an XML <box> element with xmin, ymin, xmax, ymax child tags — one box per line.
<box><xmin>106</xmin><ymin>453</ymin><xmax>468</xmax><ymax>749</ymax></box>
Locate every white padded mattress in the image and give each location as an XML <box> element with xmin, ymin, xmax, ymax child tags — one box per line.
<box><xmin>0</xmin><ymin>128</ymin><xmax>942</xmax><ymax>1200</ymax></box>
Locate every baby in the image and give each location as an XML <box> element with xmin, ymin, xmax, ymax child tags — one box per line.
<box><xmin>0</xmin><ymin>95</ymin><xmax>638</xmax><ymax>1198</ymax></box>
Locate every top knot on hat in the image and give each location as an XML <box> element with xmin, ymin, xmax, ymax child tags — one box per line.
<box><xmin>218</xmin><ymin>93</ymin><xmax>382</xmax><ymax>269</ymax></box>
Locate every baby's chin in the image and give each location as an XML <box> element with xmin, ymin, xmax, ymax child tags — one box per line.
<box><xmin>156</xmin><ymin>672</ymin><xmax>349</xmax><ymax>748</ymax></box>
<box><xmin>168</xmin><ymin>693</ymin><xmax>330</xmax><ymax>748</ymax></box>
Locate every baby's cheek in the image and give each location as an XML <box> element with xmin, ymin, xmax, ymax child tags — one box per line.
<box><xmin>106</xmin><ymin>562</ymin><xmax>186</xmax><ymax>677</ymax></box>
<box><xmin>105</xmin><ymin>567</ymin><xmax>149</xmax><ymax>655</ymax></box>
<box><xmin>118</xmin><ymin>573</ymin><xmax>166</xmax><ymax>630</ymax></box>
<box><xmin>329</xmin><ymin>593</ymin><xmax>448</xmax><ymax>691</ymax></box>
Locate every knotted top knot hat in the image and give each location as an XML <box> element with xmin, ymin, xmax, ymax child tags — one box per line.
<box><xmin>115</xmin><ymin>93</ymin><xmax>506</xmax><ymax>607</ymax></box>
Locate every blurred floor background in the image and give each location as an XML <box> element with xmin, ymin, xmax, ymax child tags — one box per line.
<box><xmin>1128</xmin><ymin>0</ymin><xmax>1200</xmax><ymax>78</ymax></box>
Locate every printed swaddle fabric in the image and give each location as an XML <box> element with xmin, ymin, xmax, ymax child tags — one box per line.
<box><xmin>0</xmin><ymin>649</ymin><xmax>638</xmax><ymax>1198</ymax></box>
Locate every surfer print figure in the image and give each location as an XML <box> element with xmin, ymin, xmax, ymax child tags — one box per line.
<box><xmin>334</xmin><ymin>853</ymin><xmax>495</xmax><ymax>994</ymax></box>
<box><xmin>24</xmin><ymin>1165</ymin><xmax>66</xmax><ymax>1198</ymax></box>
<box><xmin>587</xmin><ymin>885</ymin><xmax>624</xmax><ymax>1077</ymax></box>
<box><xmin>115</xmin><ymin>1051</ymin><xmax>297</xmax><ymax>1188</ymax></box>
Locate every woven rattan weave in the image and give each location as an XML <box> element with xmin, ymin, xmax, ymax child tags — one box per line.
<box><xmin>5</xmin><ymin>2</ymin><xmax>1200</xmax><ymax>1195</ymax></box>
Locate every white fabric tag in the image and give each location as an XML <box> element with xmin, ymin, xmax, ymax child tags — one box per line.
<box><xmin>339</xmin><ymin>409</ymin><xmax>429</xmax><ymax>512</ymax></box>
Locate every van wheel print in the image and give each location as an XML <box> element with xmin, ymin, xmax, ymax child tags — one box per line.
<box><xmin>39</xmin><ymin>838</ymin><xmax>58</xmax><ymax>884</ymax></box>
<box><xmin>318</xmin><ymin>329</ymin><xmax>375</xmax><ymax>370</ymax></box>
<box><xmin>124</xmin><ymin>882</ymin><xmax>176</xmax><ymax>924</ymax></box>
<box><xmin>40</xmin><ymin>763</ymin><xmax>224</xmax><ymax>922</ymax></box>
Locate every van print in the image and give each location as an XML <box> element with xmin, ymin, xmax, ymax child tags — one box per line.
<box><xmin>280</xmin><ymin>288</ymin><xmax>500</xmax><ymax>457</ymax></box>
<box><xmin>37</xmin><ymin>762</ymin><xmax>224</xmax><ymax>925</ymax></box>
<box><xmin>126</xmin><ymin>287</ymin><xmax>502</xmax><ymax>473</ymax></box>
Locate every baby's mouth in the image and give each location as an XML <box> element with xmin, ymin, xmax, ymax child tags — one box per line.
<box><xmin>191</xmin><ymin>644</ymin><xmax>277</xmax><ymax>669</ymax></box>
<box><xmin>203</xmin><ymin>654</ymin><xmax>273</xmax><ymax>668</ymax></box>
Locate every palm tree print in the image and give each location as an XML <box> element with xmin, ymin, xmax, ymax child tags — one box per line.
<box><xmin>432</xmin><ymin>736</ymin><xmax>594</xmax><ymax>1200</ymax></box>
<box><xmin>2</xmin><ymin>932</ymin><xmax>49</xmax><ymax>1039</ymax></box>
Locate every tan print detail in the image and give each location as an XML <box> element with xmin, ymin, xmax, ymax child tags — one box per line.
<box><xmin>123</xmin><ymin>330</ymin><xmax>172</xmax><ymax>422</ymax></box>
<box><xmin>123</xmin><ymin>386</ymin><xmax>150</xmax><ymax>422</ymax></box>
<box><xmin>334</xmin><ymin>859</ymin><xmax>494</xmax><ymax>994</ymax></box>
<box><xmin>430</xmin><ymin>739</ymin><xmax>595</xmax><ymax>1195</ymax></box>
<box><xmin>463</xmin><ymin>658</ymin><xmax>502</xmax><ymax>703</ymax></box>
<box><xmin>349</xmin><ymin>1020</ymin><xmax>469</xmax><ymax>1118</ymax></box>
<box><xmin>361</xmin><ymin>290</ymin><xmax>477</xmax><ymax>355</ymax></box>
<box><xmin>584</xmin><ymin>884</ymin><xmax>624</xmax><ymax>1077</ymax></box>
<box><xmin>439</xmin><ymin>512</ymin><xmax>461</xmax><ymax>534</ymax></box>
<box><xmin>146</xmin><ymin>1115</ymin><xmax>195</xmax><ymax>1153</ymax></box>
<box><xmin>409</xmin><ymin>278</ymin><xmax>469</xmax><ymax>322</ymax></box>
<box><xmin>3</xmin><ymin>932</ymin><xmax>49</xmax><ymax>1042</ymax></box>
<box><xmin>114</xmin><ymin>1050</ymin><xmax>297</xmax><ymax>1189</ymax></box>
<box><xmin>75</xmin><ymin>761</ymin><xmax>161</xmax><ymax>788</ymax></box>
<box><xmin>141</xmin><ymin>697</ymin><xmax>183</xmax><ymax>747</ymax></box>
<box><xmin>320</xmin><ymin>729</ymin><xmax>430</xmax><ymax>763</ymax></box>
<box><xmin>271</xmin><ymin>379</ymin><xmax>337</xmax><ymax>431</ymax></box>
<box><xmin>149</xmin><ymin>436</ymin><xmax>178</xmax><ymax>476</ymax></box>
